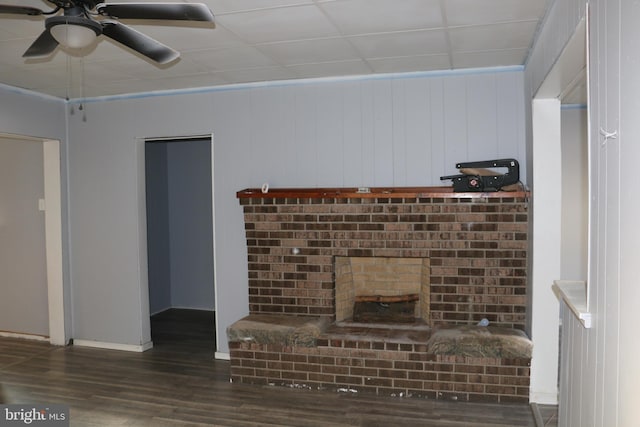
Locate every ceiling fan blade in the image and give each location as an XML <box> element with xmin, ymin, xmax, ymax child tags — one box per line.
<box><xmin>0</xmin><ymin>5</ymin><xmax>44</xmax><ymax>15</ymax></box>
<box><xmin>96</xmin><ymin>2</ymin><xmax>214</xmax><ymax>22</ymax></box>
<box><xmin>101</xmin><ymin>21</ymin><xmax>179</xmax><ymax>64</ymax></box>
<box><xmin>23</xmin><ymin>29</ymin><xmax>58</xmax><ymax>58</ymax></box>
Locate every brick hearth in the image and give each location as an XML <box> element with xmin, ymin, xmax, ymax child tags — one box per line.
<box><xmin>229</xmin><ymin>335</ymin><xmax>531</xmax><ymax>402</ymax></box>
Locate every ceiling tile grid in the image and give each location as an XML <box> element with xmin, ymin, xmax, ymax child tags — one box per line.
<box><xmin>0</xmin><ymin>0</ymin><xmax>550</xmax><ymax>98</ymax></box>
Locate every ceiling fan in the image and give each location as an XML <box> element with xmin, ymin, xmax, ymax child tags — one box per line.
<box><xmin>0</xmin><ymin>1</ymin><xmax>215</xmax><ymax>64</ymax></box>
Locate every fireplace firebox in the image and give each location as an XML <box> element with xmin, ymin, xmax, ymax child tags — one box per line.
<box><xmin>335</xmin><ymin>256</ymin><xmax>430</xmax><ymax>324</ymax></box>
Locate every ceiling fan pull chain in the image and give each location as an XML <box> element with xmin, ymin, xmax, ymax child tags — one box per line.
<box><xmin>66</xmin><ymin>54</ymin><xmax>74</xmax><ymax>115</ymax></box>
<box><xmin>80</xmin><ymin>57</ymin><xmax>87</xmax><ymax>122</ymax></box>
<box><xmin>79</xmin><ymin>57</ymin><xmax>84</xmax><ymax>111</ymax></box>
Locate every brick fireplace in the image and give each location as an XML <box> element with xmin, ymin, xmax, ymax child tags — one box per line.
<box><xmin>238</xmin><ymin>186</ymin><xmax>528</xmax><ymax>328</ymax></box>
<box><xmin>229</xmin><ymin>186</ymin><xmax>532</xmax><ymax>402</ymax></box>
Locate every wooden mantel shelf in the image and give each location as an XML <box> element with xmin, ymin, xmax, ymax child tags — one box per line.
<box><xmin>237</xmin><ymin>185</ymin><xmax>530</xmax><ymax>200</ymax></box>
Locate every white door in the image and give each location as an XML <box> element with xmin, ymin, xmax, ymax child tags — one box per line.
<box><xmin>0</xmin><ymin>137</ymin><xmax>48</xmax><ymax>336</ymax></box>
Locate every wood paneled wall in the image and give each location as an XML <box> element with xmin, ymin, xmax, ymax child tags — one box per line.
<box><xmin>231</xmin><ymin>72</ymin><xmax>526</xmax><ymax>190</ymax></box>
<box><xmin>63</xmin><ymin>68</ymin><xmax>528</xmax><ymax>357</ymax></box>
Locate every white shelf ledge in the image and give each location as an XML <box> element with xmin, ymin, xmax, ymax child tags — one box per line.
<box><xmin>552</xmin><ymin>280</ymin><xmax>591</xmax><ymax>328</ymax></box>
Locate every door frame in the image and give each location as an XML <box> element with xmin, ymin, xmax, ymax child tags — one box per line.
<box><xmin>0</xmin><ymin>134</ymin><xmax>66</xmax><ymax>345</ymax></box>
<box><xmin>137</xmin><ymin>133</ymin><xmax>217</xmax><ymax>352</ymax></box>
<box><xmin>528</xmin><ymin>15</ymin><xmax>589</xmax><ymax>404</ymax></box>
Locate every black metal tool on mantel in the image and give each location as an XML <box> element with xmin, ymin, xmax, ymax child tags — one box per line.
<box><xmin>440</xmin><ymin>158</ymin><xmax>520</xmax><ymax>192</ymax></box>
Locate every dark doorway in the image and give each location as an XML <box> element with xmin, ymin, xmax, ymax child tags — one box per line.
<box><xmin>144</xmin><ymin>137</ymin><xmax>215</xmax><ymax>350</ymax></box>
<box><xmin>150</xmin><ymin>309</ymin><xmax>215</xmax><ymax>357</ymax></box>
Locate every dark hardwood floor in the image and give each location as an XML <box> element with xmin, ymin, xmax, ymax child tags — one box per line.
<box><xmin>0</xmin><ymin>309</ymin><xmax>556</xmax><ymax>426</ymax></box>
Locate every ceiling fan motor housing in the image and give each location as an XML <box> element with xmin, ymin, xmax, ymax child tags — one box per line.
<box><xmin>45</xmin><ymin>6</ymin><xmax>102</xmax><ymax>49</ymax></box>
<box><xmin>46</xmin><ymin>15</ymin><xmax>103</xmax><ymax>35</ymax></box>
<box><xmin>48</xmin><ymin>1</ymin><xmax>101</xmax><ymax>9</ymax></box>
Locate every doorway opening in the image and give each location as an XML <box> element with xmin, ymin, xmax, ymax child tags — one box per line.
<box><xmin>0</xmin><ymin>134</ymin><xmax>66</xmax><ymax>344</ymax></box>
<box><xmin>144</xmin><ymin>136</ymin><xmax>215</xmax><ymax>353</ymax></box>
<box><xmin>529</xmin><ymin>13</ymin><xmax>589</xmax><ymax>405</ymax></box>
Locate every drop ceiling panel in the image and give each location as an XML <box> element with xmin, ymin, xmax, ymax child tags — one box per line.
<box><xmin>444</xmin><ymin>0</ymin><xmax>548</xmax><ymax>26</ymax></box>
<box><xmin>318</xmin><ymin>0</ymin><xmax>444</xmax><ymax>35</ymax></box>
<box><xmin>214</xmin><ymin>5</ymin><xmax>340</xmax><ymax>44</ymax></box>
<box><xmin>284</xmin><ymin>59</ymin><xmax>371</xmax><ymax>78</ymax></box>
<box><xmin>0</xmin><ymin>63</ymin><xmax>69</xmax><ymax>90</ymax></box>
<box><xmin>206</xmin><ymin>0</ymin><xmax>314</xmax><ymax>14</ymax></box>
<box><xmin>449</xmin><ymin>22</ymin><xmax>540</xmax><ymax>52</ymax></box>
<box><xmin>367</xmin><ymin>54</ymin><xmax>451</xmax><ymax>73</ymax></box>
<box><xmin>0</xmin><ymin>0</ymin><xmax>551</xmax><ymax>98</ymax></box>
<box><xmin>348</xmin><ymin>30</ymin><xmax>449</xmax><ymax>59</ymax></box>
<box><xmin>136</xmin><ymin>24</ymin><xmax>245</xmax><ymax>51</ymax></box>
<box><xmin>216</xmin><ymin>65</ymin><xmax>298</xmax><ymax>84</ymax></box>
<box><xmin>80</xmin><ymin>60</ymin><xmax>144</xmax><ymax>82</ymax></box>
<box><xmin>451</xmin><ymin>49</ymin><xmax>529</xmax><ymax>69</ymax></box>
<box><xmin>187</xmin><ymin>45</ymin><xmax>278</xmax><ymax>70</ymax></box>
<box><xmin>256</xmin><ymin>38</ymin><xmax>360</xmax><ymax>66</ymax></box>
<box><xmin>0</xmin><ymin>17</ymin><xmax>43</xmax><ymax>38</ymax></box>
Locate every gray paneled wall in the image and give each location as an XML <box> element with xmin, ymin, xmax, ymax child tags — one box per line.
<box><xmin>235</xmin><ymin>72</ymin><xmax>526</xmax><ymax>188</ymax></box>
<box><xmin>0</xmin><ymin>86</ymin><xmax>69</xmax><ymax>342</ymax></box>
<box><xmin>529</xmin><ymin>0</ymin><xmax>640</xmax><ymax>424</ymax></box>
<box><xmin>64</xmin><ymin>69</ymin><xmax>527</xmax><ymax>352</ymax></box>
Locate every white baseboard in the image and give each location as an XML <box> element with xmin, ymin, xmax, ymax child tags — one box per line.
<box><xmin>215</xmin><ymin>351</ymin><xmax>230</xmax><ymax>360</ymax></box>
<box><xmin>73</xmin><ymin>339</ymin><xmax>154</xmax><ymax>353</ymax></box>
<box><xmin>151</xmin><ymin>307</ymin><xmax>215</xmax><ymax>316</ymax></box>
<box><xmin>529</xmin><ymin>391</ymin><xmax>559</xmax><ymax>405</ymax></box>
<box><xmin>149</xmin><ymin>307</ymin><xmax>172</xmax><ymax>316</ymax></box>
<box><xmin>0</xmin><ymin>331</ymin><xmax>49</xmax><ymax>342</ymax></box>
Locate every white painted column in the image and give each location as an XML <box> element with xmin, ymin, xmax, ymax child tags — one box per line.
<box><xmin>529</xmin><ymin>98</ymin><xmax>562</xmax><ymax>403</ymax></box>
<box><xmin>43</xmin><ymin>139</ymin><xmax>66</xmax><ymax>345</ymax></box>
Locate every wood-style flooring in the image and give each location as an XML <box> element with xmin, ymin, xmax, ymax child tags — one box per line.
<box><xmin>0</xmin><ymin>309</ymin><xmax>557</xmax><ymax>426</ymax></box>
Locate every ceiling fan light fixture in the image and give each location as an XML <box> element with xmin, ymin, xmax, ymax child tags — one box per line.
<box><xmin>46</xmin><ymin>16</ymin><xmax>102</xmax><ymax>50</ymax></box>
